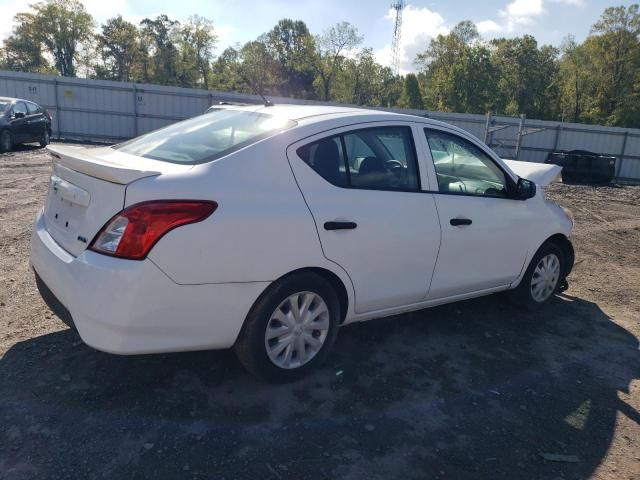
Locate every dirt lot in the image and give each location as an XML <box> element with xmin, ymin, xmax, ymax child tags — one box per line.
<box><xmin>1</xmin><ymin>144</ymin><xmax>639</xmax><ymax>480</ymax></box>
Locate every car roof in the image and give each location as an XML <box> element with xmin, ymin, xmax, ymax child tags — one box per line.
<box><xmin>218</xmin><ymin>103</ymin><xmax>466</xmax><ymax>133</ymax></box>
<box><xmin>0</xmin><ymin>97</ymin><xmax>37</xmax><ymax>104</ymax></box>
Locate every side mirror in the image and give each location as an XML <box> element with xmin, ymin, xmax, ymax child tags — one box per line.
<box><xmin>516</xmin><ymin>177</ymin><xmax>536</xmax><ymax>200</ymax></box>
<box><xmin>13</xmin><ymin>111</ymin><xmax>25</xmax><ymax>119</ymax></box>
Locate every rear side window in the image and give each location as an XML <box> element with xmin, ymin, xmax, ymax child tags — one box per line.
<box><xmin>297</xmin><ymin>126</ymin><xmax>419</xmax><ymax>191</ymax></box>
<box><xmin>26</xmin><ymin>102</ymin><xmax>40</xmax><ymax>114</ymax></box>
<box><xmin>115</xmin><ymin>110</ymin><xmax>297</xmax><ymax>164</ymax></box>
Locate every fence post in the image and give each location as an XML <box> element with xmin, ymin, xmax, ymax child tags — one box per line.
<box><xmin>617</xmin><ymin>131</ymin><xmax>629</xmax><ymax>181</ymax></box>
<box><xmin>132</xmin><ymin>83</ymin><xmax>138</xmax><ymax>137</ymax></box>
<box><xmin>53</xmin><ymin>77</ymin><xmax>60</xmax><ymax>139</ymax></box>
<box><xmin>553</xmin><ymin>124</ymin><xmax>562</xmax><ymax>151</ymax></box>
<box><xmin>484</xmin><ymin>111</ymin><xmax>492</xmax><ymax>144</ymax></box>
<box><xmin>515</xmin><ymin>114</ymin><xmax>526</xmax><ymax>159</ymax></box>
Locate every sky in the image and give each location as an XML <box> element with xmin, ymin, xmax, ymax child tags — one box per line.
<box><xmin>0</xmin><ymin>0</ymin><xmax>619</xmax><ymax>73</ymax></box>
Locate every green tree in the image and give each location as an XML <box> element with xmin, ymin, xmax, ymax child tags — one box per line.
<box><xmin>489</xmin><ymin>35</ymin><xmax>559</xmax><ymax>118</ymax></box>
<box><xmin>266</xmin><ymin>19</ymin><xmax>316</xmax><ymax>98</ymax></box>
<box><xmin>416</xmin><ymin>22</ymin><xmax>494</xmax><ymax>113</ymax></box>
<box><xmin>313</xmin><ymin>21</ymin><xmax>363</xmax><ymax>100</ymax></box>
<box><xmin>237</xmin><ymin>39</ymin><xmax>279</xmax><ymax>96</ymax></box>
<box><xmin>8</xmin><ymin>0</ymin><xmax>93</xmax><ymax>77</ymax></box>
<box><xmin>0</xmin><ymin>19</ymin><xmax>52</xmax><ymax>73</ymax></box>
<box><xmin>584</xmin><ymin>4</ymin><xmax>640</xmax><ymax>126</ymax></box>
<box><xmin>398</xmin><ymin>73</ymin><xmax>423</xmax><ymax>109</ymax></box>
<box><xmin>210</xmin><ymin>47</ymin><xmax>245</xmax><ymax>92</ymax></box>
<box><xmin>140</xmin><ymin>14</ymin><xmax>180</xmax><ymax>85</ymax></box>
<box><xmin>95</xmin><ymin>15</ymin><xmax>139</xmax><ymax>81</ymax></box>
<box><xmin>179</xmin><ymin>15</ymin><xmax>217</xmax><ymax>89</ymax></box>
<box><xmin>558</xmin><ymin>35</ymin><xmax>593</xmax><ymax>122</ymax></box>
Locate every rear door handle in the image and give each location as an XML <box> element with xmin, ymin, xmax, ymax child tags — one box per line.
<box><xmin>450</xmin><ymin>218</ymin><xmax>472</xmax><ymax>226</ymax></box>
<box><xmin>324</xmin><ymin>221</ymin><xmax>357</xmax><ymax>231</ymax></box>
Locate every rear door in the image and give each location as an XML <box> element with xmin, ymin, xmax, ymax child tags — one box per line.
<box><xmin>287</xmin><ymin>123</ymin><xmax>441</xmax><ymax>314</ymax></box>
<box><xmin>26</xmin><ymin>102</ymin><xmax>46</xmax><ymax>141</ymax></box>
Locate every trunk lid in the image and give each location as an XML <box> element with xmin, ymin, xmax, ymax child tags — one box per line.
<box><xmin>502</xmin><ymin>159</ymin><xmax>562</xmax><ymax>187</ymax></box>
<box><xmin>43</xmin><ymin>144</ymin><xmax>192</xmax><ymax>256</ymax></box>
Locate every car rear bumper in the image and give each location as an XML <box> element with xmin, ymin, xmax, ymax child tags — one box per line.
<box><xmin>30</xmin><ymin>211</ymin><xmax>269</xmax><ymax>355</ymax></box>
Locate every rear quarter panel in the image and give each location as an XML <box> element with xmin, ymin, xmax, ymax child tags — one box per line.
<box><xmin>125</xmin><ymin>134</ymin><xmax>350</xmax><ymax>290</ymax></box>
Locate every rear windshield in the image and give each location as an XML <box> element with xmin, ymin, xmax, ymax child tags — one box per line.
<box><xmin>0</xmin><ymin>101</ymin><xmax>9</xmax><ymax>113</ymax></box>
<box><xmin>115</xmin><ymin>110</ymin><xmax>297</xmax><ymax>164</ymax></box>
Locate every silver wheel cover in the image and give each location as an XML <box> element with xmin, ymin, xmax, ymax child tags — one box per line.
<box><xmin>530</xmin><ymin>253</ymin><xmax>561</xmax><ymax>302</ymax></box>
<box><xmin>265</xmin><ymin>291</ymin><xmax>330</xmax><ymax>369</ymax></box>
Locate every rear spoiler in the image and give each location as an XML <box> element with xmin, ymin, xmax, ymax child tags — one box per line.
<box><xmin>47</xmin><ymin>144</ymin><xmax>161</xmax><ymax>185</ymax></box>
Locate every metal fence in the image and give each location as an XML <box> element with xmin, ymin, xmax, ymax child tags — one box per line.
<box><xmin>2</xmin><ymin>69</ymin><xmax>639</xmax><ymax>182</ymax></box>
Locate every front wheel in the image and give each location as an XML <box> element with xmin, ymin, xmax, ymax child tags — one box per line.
<box><xmin>0</xmin><ymin>130</ymin><xmax>12</xmax><ymax>153</ymax></box>
<box><xmin>235</xmin><ymin>272</ymin><xmax>340</xmax><ymax>382</ymax></box>
<box><xmin>39</xmin><ymin>130</ymin><xmax>50</xmax><ymax>148</ymax></box>
<box><xmin>510</xmin><ymin>242</ymin><xmax>565</xmax><ymax>308</ymax></box>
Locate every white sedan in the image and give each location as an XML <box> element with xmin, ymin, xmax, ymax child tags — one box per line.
<box><xmin>30</xmin><ymin>105</ymin><xmax>574</xmax><ymax>381</ymax></box>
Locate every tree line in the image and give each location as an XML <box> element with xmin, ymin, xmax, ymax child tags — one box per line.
<box><xmin>1</xmin><ymin>1</ymin><xmax>639</xmax><ymax>128</ymax></box>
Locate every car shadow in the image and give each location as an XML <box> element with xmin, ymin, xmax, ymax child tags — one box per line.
<box><xmin>0</xmin><ymin>293</ymin><xmax>638</xmax><ymax>479</ymax></box>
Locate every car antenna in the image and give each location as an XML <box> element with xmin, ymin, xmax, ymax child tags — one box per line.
<box><xmin>243</xmin><ymin>76</ymin><xmax>273</xmax><ymax>107</ymax></box>
<box><xmin>257</xmin><ymin>89</ymin><xmax>273</xmax><ymax>107</ymax></box>
<box><xmin>251</xmin><ymin>82</ymin><xmax>273</xmax><ymax>107</ymax></box>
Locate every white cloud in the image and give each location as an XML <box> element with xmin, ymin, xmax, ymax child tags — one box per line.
<box><xmin>375</xmin><ymin>4</ymin><xmax>449</xmax><ymax>74</ymax></box>
<box><xmin>81</xmin><ymin>0</ymin><xmax>133</xmax><ymax>24</ymax></box>
<box><xmin>0</xmin><ymin>1</ymin><xmax>26</xmax><ymax>41</ymax></box>
<box><xmin>500</xmin><ymin>0</ymin><xmax>545</xmax><ymax>29</ymax></box>
<box><xmin>476</xmin><ymin>20</ymin><xmax>502</xmax><ymax>35</ymax></box>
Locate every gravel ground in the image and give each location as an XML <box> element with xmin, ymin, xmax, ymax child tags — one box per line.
<box><xmin>1</xmin><ymin>144</ymin><xmax>639</xmax><ymax>480</ymax></box>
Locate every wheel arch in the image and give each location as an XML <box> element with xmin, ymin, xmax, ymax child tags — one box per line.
<box><xmin>542</xmin><ymin>233</ymin><xmax>575</xmax><ymax>277</ymax></box>
<box><xmin>251</xmin><ymin>267</ymin><xmax>350</xmax><ymax>326</ymax></box>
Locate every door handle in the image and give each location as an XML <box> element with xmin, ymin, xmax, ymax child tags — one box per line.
<box><xmin>450</xmin><ymin>218</ymin><xmax>472</xmax><ymax>226</ymax></box>
<box><xmin>324</xmin><ymin>221</ymin><xmax>357</xmax><ymax>230</ymax></box>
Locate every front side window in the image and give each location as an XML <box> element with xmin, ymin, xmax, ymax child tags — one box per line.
<box><xmin>297</xmin><ymin>126</ymin><xmax>419</xmax><ymax>191</ymax></box>
<box><xmin>115</xmin><ymin>110</ymin><xmax>297</xmax><ymax>164</ymax></box>
<box><xmin>12</xmin><ymin>102</ymin><xmax>27</xmax><ymax>117</ymax></box>
<box><xmin>425</xmin><ymin>129</ymin><xmax>508</xmax><ymax>197</ymax></box>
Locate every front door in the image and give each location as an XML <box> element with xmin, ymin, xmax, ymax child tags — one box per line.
<box><xmin>10</xmin><ymin>102</ymin><xmax>29</xmax><ymax>142</ymax></box>
<box><xmin>421</xmin><ymin>127</ymin><xmax>533</xmax><ymax>299</ymax></box>
<box><xmin>288</xmin><ymin>123</ymin><xmax>441</xmax><ymax>313</ymax></box>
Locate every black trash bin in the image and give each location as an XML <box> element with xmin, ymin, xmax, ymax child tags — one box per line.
<box><xmin>545</xmin><ymin>150</ymin><xmax>616</xmax><ymax>184</ymax></box>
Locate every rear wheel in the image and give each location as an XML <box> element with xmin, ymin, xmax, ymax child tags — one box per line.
<box><xmin>39</xmin><ymin>130</ymin><xmax>50</xmax><ymax>148</ymax></box>
<box><xmin>235</xmin><ymin>272</ymin><xmax>340</xmax><ymax>382</ymax></box>
<box><xmin>0</xmin><ymin>130</ymin><xmax>12</xmax><ymax>153</ymax></box>
<box><xmin>510</xmin><ymin>242</ymin><xmax>565</xmax><ymax>308</ymax></box>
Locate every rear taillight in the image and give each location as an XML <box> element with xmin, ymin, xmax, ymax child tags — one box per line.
<box><xmin>45</xmin><ymin>110</ymin><xmax>53</xmax><ymax>122</ymax></box>
<box><xmin>90</xmin><ymin>200</ymin><xmax>217</xmax><ymax>260</ymax></box>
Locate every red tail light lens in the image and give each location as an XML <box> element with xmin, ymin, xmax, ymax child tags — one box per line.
<box><xmin>90</xmin><ymin>200</ymin><xmax>217</xmax><ymax>260</ymax></box>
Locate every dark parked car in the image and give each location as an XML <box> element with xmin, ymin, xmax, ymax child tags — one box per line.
<box><xmin>0</xmin><ymin>97</ymin><xmax>52</xmax><ymax>153</ymax></box>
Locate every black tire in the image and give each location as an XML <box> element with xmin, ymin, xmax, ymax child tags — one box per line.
<box><xmin>510</xmin><ymin>242</ymin><xmax>565</xmax><ymax>308</ymax></box>
<box><xmin>0</xmin><ymin>130</ymin><xmax>12</xmax><ymax>153</ymax></box>
<box><xmin>39</xmin><ymin>130</ymin><xmax>50</xmax><ymax>148</ymax></box>
<box><xmin>235</xmin><ymin>272</ymin><xmax>340</xmax><ymax>383</ymax></box>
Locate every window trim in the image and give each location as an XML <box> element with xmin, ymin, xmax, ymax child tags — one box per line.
<box><xmin>296</xmin><ymin>125</ymin><xmax>423</xmax><ymax>194</ymax></box>
<box><xmin>423</xmin><ymin>127</ymin><xmax>517</xmax><ymax>200</ymax></box>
